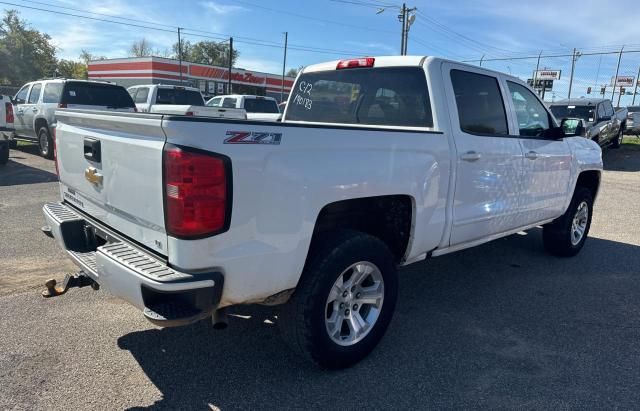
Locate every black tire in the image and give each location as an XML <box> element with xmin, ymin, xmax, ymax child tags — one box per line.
<box><xmin>38</xmin><ymin>127</ymin><xmax>53</xmax><ymax>159</ymax></box>
<box><xmin>611</xmin><ymin>128</ymin><xmax>623</xmax><ymax>148</ymax></box>
<box><xmin>9</xmin><ymin>139</ymin><xmax>17</xmax><ymax>149</ymax></box>
<box><xmin>278</xmin><ymin>230</ymin><xmax>398</xmax><ymax>369</ymax></box>
<box><xmin>543</xmin><ymin>187</ymin><xmax>594</xmax><ymax>257</ymax></box>
<box><xmin>0</xmin><ymin>142</ymin><xmax>8</xmax><ymax>166</ymax></box>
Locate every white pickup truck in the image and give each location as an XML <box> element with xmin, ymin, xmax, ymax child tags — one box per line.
<box><xmin>206</xmin><ymin>94</ymin><xmax>281</xmax><ymax>121</ymax></box>
<box><xmin>42</xmin><ymin>56</ymin><xmax>602</xmax><ymax>369</ymax></box>
<box><xmin>128</xmin><ymin>84</ymin><xmax>246</xmax><ymax>119</ymax></box>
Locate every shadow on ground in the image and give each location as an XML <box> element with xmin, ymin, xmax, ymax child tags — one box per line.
<box><xmin>118</xmin><ymin>230</ymin><xmax>640</xmax><ymax>409</ymax></box>
<box><xmin>0</xmin><ymin>149</ymin><xmax>57</xmax><ymax>186</ymax></box>
<box><xmin>603</xmin><ymin>142</ymin><xmax>640</xmax><ymax>171</ymax></box>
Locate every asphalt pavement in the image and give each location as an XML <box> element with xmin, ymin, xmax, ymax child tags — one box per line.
<box><xmin>0</xmin><ymin>141</ymin><xmax>639</xmax><ymax>410</ymax></box>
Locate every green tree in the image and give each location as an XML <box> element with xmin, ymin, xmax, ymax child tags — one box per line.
<box><xmin>0</xmin><ymin>10</ymin><xmax>57</xmax><ymax>84</ymax></box>
<box><xmin>56</xmin><ymin>59</ymin><xmax>87</xmax><ymax>79</ymax></box>
<box><xmin>173</xmin><ymin>40</ymin><xmax>238</xmax><ymax>66</ymax></box>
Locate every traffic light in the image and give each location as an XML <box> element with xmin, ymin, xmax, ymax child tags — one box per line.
<box><xmin>587</xmin><ymin>87</ymin><xmax>591</xmax><ymax>94</ymax></box>
<box><xmin>621</xmin><ymin>87</ymin><xmax>626</xmax><ymax>94</ymax></box>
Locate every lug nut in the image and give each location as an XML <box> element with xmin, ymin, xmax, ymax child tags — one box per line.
<box><xmin>339</xmin><ymin>303</ymin><xmax>344</xmax><ymax>309</ymax></box>
<box><xmin>345</xmin><ymin>309</ymin><xmax>350</xmax><ymax>315</ymax></box>
<box><xmin>353</xmin><ymin>304</ymin><xmax>358</xmax><ymax>310</ymax></box>
<box><xmin>342</xmin><ymin>291</ymin><xmax>348</xmax><ymax>298</ymax></box>
<box><xmin>356</xmin><ymin>293</ymin><xmax>361</xmax><ymax>298</ymax></box>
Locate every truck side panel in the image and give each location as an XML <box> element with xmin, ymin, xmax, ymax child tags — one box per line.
<box><xmin>161</xmin><ymin>118</ymin><xmax>451</xmax><ymax>305</ymax></box>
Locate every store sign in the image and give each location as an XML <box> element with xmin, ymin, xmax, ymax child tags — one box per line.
<box><xmin>610</xmin><ymin>76</ymin><xmax>635</xmax><ymax>87</ymax></box>
<box><xmin>534</xmin><ymin>70</ymin><xmax>561</xmax><ymax>80</ymax></box>
<box><xmin>527</xmin><ymin>78</ymin><xmax>553</xmax><ymax>90</ymax></box>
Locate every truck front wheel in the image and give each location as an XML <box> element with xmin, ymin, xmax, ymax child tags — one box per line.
<box><xmin>543</xmin><ymin>187</ymin><xmax>594</xmax><ymax>257</ymax></box>
<box><xmin>278</xmin><ymin>230</ymin><xmax>398</xmax><ymax>369</ymax></box>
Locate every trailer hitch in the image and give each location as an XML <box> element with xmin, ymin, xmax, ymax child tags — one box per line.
<box><xmin>42</xmin><ymin>271</ymin><xmax>99</xmax><ymax>298</ymax></box>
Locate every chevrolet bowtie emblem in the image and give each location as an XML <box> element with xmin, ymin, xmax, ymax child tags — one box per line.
<box><xmin>84</xmin><ymin>167</ymin><xmax>103</xmax><ymax>185</ymax></box>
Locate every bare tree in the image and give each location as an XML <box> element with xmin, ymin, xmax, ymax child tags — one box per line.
<box><xmin>129</xmin><ymin>38</ymin><xmax>154</xmax><ymax>57</ymax></box>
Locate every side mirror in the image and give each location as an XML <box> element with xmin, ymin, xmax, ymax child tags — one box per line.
<box><xmin>561</xmin><ymin>118</ymin><xmax>585</xmax><ymax>137</ymax></box>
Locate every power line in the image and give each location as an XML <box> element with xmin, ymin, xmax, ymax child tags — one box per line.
<box><xmin>0</xmin><ymin>1</ymin><xmax>369</xmax><ymax>57</ymax></box>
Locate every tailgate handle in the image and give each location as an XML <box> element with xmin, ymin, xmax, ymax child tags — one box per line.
<box><xmin>84</xmin><ymin>138</ymin><xmax>101</xmax><ymax>163</ymax></box>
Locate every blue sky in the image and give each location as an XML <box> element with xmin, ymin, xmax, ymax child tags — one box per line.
<box><xmin>6</xmin><ymin>0</ymin><xmax>640</xmax><ymax>104</ymax></box>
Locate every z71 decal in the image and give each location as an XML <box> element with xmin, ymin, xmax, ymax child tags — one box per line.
<box><xmin>224</xmin><ymin>131</ymin><xmax>282</xmax><ymax>145</ymax></box>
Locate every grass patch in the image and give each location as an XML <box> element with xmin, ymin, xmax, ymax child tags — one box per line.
<box><xmin>16</xmin><ymin>140</ymin><xmax>34</xmax><ymax>147</ymax></box>
<box><xmin>622</xmin><ymin>136</ymin><xmax>640</xmax><ymax>150</ymax></box>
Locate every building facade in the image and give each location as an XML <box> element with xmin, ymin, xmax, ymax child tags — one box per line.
<box><xmin>88</xmin><ymin>57</ymin><xmax>295</xmax><ymax>102</ymax></box>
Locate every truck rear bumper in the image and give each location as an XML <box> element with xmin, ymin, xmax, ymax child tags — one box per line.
<box><xmin>42</xmin><ymin>202</ymin><xmax>223</xmax><ymax>327</ymax></box>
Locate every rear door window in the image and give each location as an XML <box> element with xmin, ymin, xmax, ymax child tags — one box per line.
<box><xmin>43</xmin><ymin>83</ymin><xmax>63</xmax><ymax>103</ymax></box>
<box><xmin>207</xmin><ymin>97</ymin><xmax>222</xmax><ymax>107</ymax></box>
<box><xmin>60</xmin><ymin>82</ymin><xmax>135</xmax><ymax>108</ymax></box>
<box><xmin>155</xmin><ymin>88</ymin><xmax>204</xmax><ymax>105</ymax></box>
<box><xmin>222</xmin><ymin>98</ymin><xmax>237</xmax><ymax>108</ymax></box>
<box><xmin>28</xmin><ymin>83</ymin><xmax>42</xmax><ymax>104</ymax></box>
<box><xmin>243</xmin><ymin>98</ymin><xmax>279</xmax><ymax>113</ymax></box>
<box><xmin>450</xmin><ymin>69</ymin><xmax>508</xmax><ymax>135</ymax></box>
<box><xmin>285</xmin><ymin>67</ymin><xmax>433</xmax><ymax>127</ymax></box>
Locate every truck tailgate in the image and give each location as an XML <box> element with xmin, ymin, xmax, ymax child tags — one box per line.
<box><xmin>55</xmin><ymin>110</ymin><xmax>168</xmax><ymax>256</ymax></box>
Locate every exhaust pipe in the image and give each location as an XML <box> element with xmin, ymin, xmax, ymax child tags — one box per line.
<box><xmin>211</xmin><ymin>307</ymin><xmax>228</xmax><ymax>330</ymax></box>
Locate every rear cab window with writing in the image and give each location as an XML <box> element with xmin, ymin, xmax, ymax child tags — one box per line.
<box><xmin>285</xmin><ymin>67</ymin><xmax>433</xmax><ymax>127</ymax></box>
<box><xmin>451</xmin><ymin>69</ymin><xmax>508</xmax><ymax>135</ymax></box>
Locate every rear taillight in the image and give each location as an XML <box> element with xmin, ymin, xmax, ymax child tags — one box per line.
<box><xmin>185</xmin><ymin>111</ymin><xmax>194</xmax><ymax>116</ymax></box>
<box><xmin>163</xmin><ymin>144</ymin><xmax>231</xmax><ymax>238</ymax></box>
<box><xmin>57</xmin><ymin>103</ymin><xmax>67</xmax><ymax>109</ymax></box>
<box><xmin>5</xmin><ymin>102</ymin><xmax>13</xmax><ymax>124</ymax></box>
<box><xmin>336</xmin><ymin>57</ymin><xmax>375</xmax><ymax>69</ymax></box>
<box><xmin>52</xmin><ymin>127</ymin><xmax>59</xmax><ymax>176</ymax></box>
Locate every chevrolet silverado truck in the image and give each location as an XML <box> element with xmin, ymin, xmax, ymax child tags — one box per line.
<box><xmin>206</xmin><ymin>94</ymin><xmax>281</xmax><ymax>121</ymax></box>
<box><xmin>0</xmin><ymin>94</ymin><xmax>15</xmax><ymax>166</ymax></box>
<box><xmin>549</xmin><ymin>98</ymin><xmax>627</xmax><ymax>148</ymax></box>
<box><xmin>128</xmin><ymin>85</ymin><xmax>247</xmax><ymax>119</ymax></box>
<box><xmin>42</xmin><ymin>56</ymin><xmax>603</xmax><ymax>369</ymax></box>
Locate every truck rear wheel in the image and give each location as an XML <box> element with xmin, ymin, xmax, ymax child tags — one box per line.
<box><xmin>543</xmin><ymin>187</ymin><xmax>593</xmax><ymax>257</ymax></box>
<box><xmin>38</xmin><ymin>127</ymin><xmax>53</xmax><ymax>159</ymax></box>
<box><xmin>611</xmin><ymin>129</ymin><xmax>623</xmax><ymax>148</ymax></box>
<box><xmin>278</xmin><ymin>230</ymin><xmax>398</xmax><ymax>369</ymax></box>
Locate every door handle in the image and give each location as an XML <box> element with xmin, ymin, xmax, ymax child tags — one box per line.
<box><xmin>460</xmin><ymin>151</ymin><xmax>482</xmax><ymax>162</ymax></box>
<box><xmin>525</xmin><ymin>151</ymin><xmax>539</xmax><ymax>160</ymax></box>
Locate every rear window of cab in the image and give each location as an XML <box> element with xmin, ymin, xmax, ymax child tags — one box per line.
<box><xmin>285</xmin><ymin>67</ymin><xmax>433</xmax><ymax>127</ymax></box>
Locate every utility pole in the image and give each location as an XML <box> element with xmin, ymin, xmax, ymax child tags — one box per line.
<box><xmin>403</xmin><ymin>7</ymin><xmax>417</xmax><ymax>55</ymax></box>
<box><xmin>611</xmin><ymin>45</ymin><xmax>624</xmax><ymax>102</ymax></box>
<box><xmin>533</xmin><ymin>50</ymin><xmax>542</xmax><ymax>97</ymax></box>
<box><xmin>228</xmin><ymin>37</ymin><xmax>233</xmax><ymax>94</ymax></box>
<box><xmin>399</xmin><ymin>3</ymin><xmax>406</xmax><ymax>55</ymax></box>
<box><xmin>177</xmin><ymin>27</ymin><xmax>183</xmax><ymax>84</ymax></box>
<box><xmin>281</xmin><ymin>32</ymin><xmax>288</xmax><ymax>103</ymax></box>
<box><xmin>633</xmin><ymin>65</ymin><xmax>640</xmax><ymax>106</ymax></box>
<box><xmin>568</xmin><ymin>48</ymin><xmax>578</xmax><ymax>100</ymax></box>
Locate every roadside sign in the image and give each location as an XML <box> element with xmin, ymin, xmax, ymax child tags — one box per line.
<box><xmin>534</xmin><ymin>70</ymin><xmax>561</xmax><ymax>80</ymax></box>
<box><xmin>610</xmin><ymin>76</ymin><xmax>635</xmax><ymax>87</ymax></box>
<box><xmin>527</xmin><ymin>78</ymin><xmax>553</xmax><ymax>90</ymax></box>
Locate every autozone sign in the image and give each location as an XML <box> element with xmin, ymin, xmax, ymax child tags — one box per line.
<box><xmin>610</xmin><ymin>76</ymin><xmax>635</xmax><ymax>87</ymax></box>
<box><xmin>534</xmin><ymin>70</ymin><xmax>561</xmax><ymax>80</ymax></box>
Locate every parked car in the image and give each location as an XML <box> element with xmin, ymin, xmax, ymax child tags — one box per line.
<box><xmin>11</xmin><ymin>79</ymin><xmax>136</xmax><ymax>159</ymax></box>
<box><xmin>42</xmin><ymin>56</ymin><xmax>602</xmax><ymax>369</ymax></box>
<box><xmin>0</xmin><ymin>94</ymin><xmax>15</xmax><ymax>166</ymax></box>
<box><xmin>549</xmin><ymin>98</ymin><xmax>627</xmax><ymax>148</ymax></box>
<box><xmin>206</xmin><ymin>94</ymin><xmax>281</xmax><ymax>121</ymax></box>
<box><xmin>625</xmin><ymin>106</ymin><xmax>640</xmax><ymax>136</ymax></box>
<box><xmin>128</xmin><ymin>85</ymin><xmax>246</xmax><ymax>119</ymax></box>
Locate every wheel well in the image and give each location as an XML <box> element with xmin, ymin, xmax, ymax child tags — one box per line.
<box><xmin>311</xmin><ymin>195</ymin><xmax>413</xmax><ymax>263</ymax></box>
<box><xmin>576</xmin><ymin>170</ymin><xmax>600</xmax><ymax>198</ymax></box>
<box><xmin>34</xmin><ymin>118</ymin><xmax>48</xmax><ymax>135</ymax></box>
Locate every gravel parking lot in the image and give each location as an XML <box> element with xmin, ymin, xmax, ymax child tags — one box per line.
<box><xmin>1</xmin><ymin>142</ymin><xmax>639</xmax><ymax>409</ymax></box>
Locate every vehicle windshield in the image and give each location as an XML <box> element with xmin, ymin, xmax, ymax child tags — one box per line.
<box><xmin>244</xmin><ymin>98</ymin><xmax>279</xmax><ymax>113</ymax></box>
<box><xmin>628</xmin><ymin>106</ymin><xmax>640</xmax><ymax>113</ymax></box>
<box><xmin>206</xmin><ymin>97</ymin><xmax>222</xmax><ymax>107</ymax></box>
<box><xmin>156</xmin><ymin>88</ymin><xmax>205</xmax><ymax>106</ymax></box>
<box><xmin>285</xmin><ymin>67</ymin><xmax>433</xmax><ymax>127</ymax></box>
<box><xmin>549</xmin><ymin>105</ymin><xmax>595</xmax><ymax>121</ymax></box>
<box><xmin>60</xmin><ymin>82</ymin><xmax>135</xmax><ymax>108</ymax></box>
